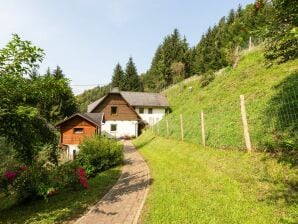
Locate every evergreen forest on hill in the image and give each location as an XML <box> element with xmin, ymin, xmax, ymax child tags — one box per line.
<box><xmin>77</xmin><ymin>0</ymin><xmax>297</xmax><ymax>112</ymax></box>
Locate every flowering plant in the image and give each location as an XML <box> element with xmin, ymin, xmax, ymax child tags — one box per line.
<box><xmin>76</xmin><ymin>167</ymin><xmax>89</xmax><ymax>189</ymax></box>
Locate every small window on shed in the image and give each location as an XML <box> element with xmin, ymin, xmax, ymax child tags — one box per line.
<box><xmin>110</xmin><ymin>124</ymin><xmax>117</xmax><ymax>132</ymax></box>
<box><xmin>73</xmin><ymin>128</ymin><xmax>84</xmax><ymax>134</ymax></box>
<box><xmin>148</xmin><ymin>108</ymin><xmax>153</xmax><ymax>114</ymax></box>
<box><xmin>111</xmin><ymin>106</ymin><xmax>117</xmax><ymax>115</ymax></box>
<box><xmin>139</xmin><ymin>108</ymin><xmax>144</xmax><ymax>114</ymax></box>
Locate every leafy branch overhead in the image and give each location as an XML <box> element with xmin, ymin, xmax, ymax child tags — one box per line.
<box><xmin>0</xmin><ymin>34</ymin><xmax>45</xmax><ymax>76</ymax></box>
<box><xmin>0</xmin><ymin>34</ymin><xmax>78</xmax><ymax>165</ymax></box>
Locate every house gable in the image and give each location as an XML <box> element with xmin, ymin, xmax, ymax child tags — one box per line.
<box><xmin>91</xmin><ymin>93</ymin><xmax>140</xmax><ymax>121</ymax></box>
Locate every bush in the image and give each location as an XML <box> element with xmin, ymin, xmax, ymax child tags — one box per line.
<box><xmin>50</xmin><ymin>160</ymin><xmax>89</xmax><ymax>190</ymax></box>
<box><xmin>0</xmin><ymin>161</ymin><xmax>90</xmax><ymax>203</ymax></box>
<box><xmin>200</xmin><ymin>71</ymin><xmax>215</xmax><ymax>87</ymax></box>
<box><xmin>78</xmin><ymin>135</ymin><xmax>123</xmax><ymax>177</ymax></box>
<box><xmin>5</xmin><ymin>164</ymin><xmax>52</xmax><ymax>201</ymax></box>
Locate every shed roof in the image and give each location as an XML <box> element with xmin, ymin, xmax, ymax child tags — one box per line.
<box><xmin>55</xmin><ymin>112</ymin><xmax>103</xmax><ymax>127</ymax></box>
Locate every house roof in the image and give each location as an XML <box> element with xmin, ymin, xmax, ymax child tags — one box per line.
<box><xmin>55</xmin><ymin>112</ymin><xmax>103</xmax><ymax>127</ymax></box>
<box><xmin>87</xmin><ymin>91</ymin><xmax>170</xmax><ymax>112</ymax></box>
<box><xmin>120</xmin><ymin>91</ymin><xmax>170</xmax><ymax>107</ymax></box>
<box><xmin>87</xmin><ymin>96</ymin><xmax>105</xmax><ymax>113</ymax></box>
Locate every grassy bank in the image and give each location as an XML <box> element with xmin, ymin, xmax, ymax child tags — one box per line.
<box><xmin>134</xmin><ymin>132</ymin><xmax>297</xmax><ymax>224</ymax></box>
<box><xmin>157</xmin><ymin>48</ymin><xmax>298</xmax><ymax>151</ymax></box>
<box><xmin>0</xmin><ymin>167</ymin><xmax>121</xmax><ymax>224</ymax></box>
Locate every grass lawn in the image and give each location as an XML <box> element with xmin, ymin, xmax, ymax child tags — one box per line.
<box><xmin>134</xmin><ymin>132</ymin><xmax>298</xmax><ymax>224</ymax></box>
<box><xmin>0</xmin><ymin>167</ymin><xmax>121</xmax><ymax>224</ymax></box>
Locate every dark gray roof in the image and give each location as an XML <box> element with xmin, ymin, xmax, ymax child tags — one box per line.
<box><xmin>82</xmin><ymin>113</ymin><xmax>103</xmax><ymax>126</ymax></box>
<box><xmin>87</xmin><ymin>96</ymin><xmax>105</xmax><ymax>113</ymax></box>
<box><xmin>55</xmin><ymin>112</ymin><xmax>103</xmax><ymax>127</ymax></box>
<box><xmin>87</xmin><ymin>91</ymin><xmax>169</xmax><ymax>112</ymax></box>
<box><xmin>120</xmin><ymin>91</ymin><xmax>170</xmax><ymax>107</ymax></box>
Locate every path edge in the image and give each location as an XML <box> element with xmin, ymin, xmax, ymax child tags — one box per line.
<box><xmin>132</xmin><ymin>141</ymin><xmax>150</xmax><ymax>224</ymax></box>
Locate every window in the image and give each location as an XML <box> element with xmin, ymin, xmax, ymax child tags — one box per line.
<box><xmin>148</xmin><ymin>108</ymin><xmax>153</xmax><ymax>114</ymax></box>
<box><xmin>73</xmin><ymin>128</ymin><xmax>84</xmax><ymax>134</ymax></box>
<box><xmin>139</xmin><ymin>107</ymin><xmax>144</xmax><ymax>114</ymax></box>
<box><xmin>110</xmin><ymin>124</ymin><xmax>117</xmax><ymax>132</ymax></box>
<box><xmin>111</xmin><ymin>106</ymin><xmax>117</xmax><ymax>115</ymax></box>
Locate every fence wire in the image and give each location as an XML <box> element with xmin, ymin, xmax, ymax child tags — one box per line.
<box><xmin>152</xmin><ymin>88</ymin><xmax>298</xmax><ymax>151</ymax></box>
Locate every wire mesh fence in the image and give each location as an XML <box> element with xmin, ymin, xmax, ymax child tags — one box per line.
<box><xmin>151</xmin><ymin>88</ymin><xmax>298</xmax><ymax>151</ymax></box>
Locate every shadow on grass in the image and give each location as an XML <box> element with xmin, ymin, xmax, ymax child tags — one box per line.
<box><xmin>262</xmin><ymin>71</ymin><xmax>298</xmax><ymax>166</ymax></box>
<box><xmin>0</xmin><ymin>167</ymin><xmax>121</xmax><ymax>224</ymax></box>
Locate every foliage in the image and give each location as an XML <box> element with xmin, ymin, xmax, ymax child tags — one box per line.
<box><xmin>76</xmin><ymin>84</ymin><xmax>111</xmax><ymax>112</ymax></box>
<box><xmin>0</xmin><ymin>160</ymin><xmax>91</xmax><ymax>204</ymax></box>
<box><xmin>134</xmin><ymin>133</ymin><xmax>298</xmax><ymax>224</ymax></box>
<box><xmin>122</xmin><ymin>57</ymin><xmax>143</xmax><ymax>91</ymax></box>
<box><xmin>0</xmin><ymin>34</ymin><xmax>77</xmax><ymax>165</ymax></box>
<box><xmin>78</xmin><ymin>135</ymin><xmax>123</xmax><ymax>177</ymax></box>
<box><xmin>0</xmin><ymin>167</ymin><xmax>120</xmax><ymax>223</ymax></box>
<box><xmin>139</xmin><ymin>1</ymin><xmax>278</xmax><ymax>92</ymax></box>
<box><xmin>264</xmin><ymin>0</ymin><xmax>298</xmax><ymax>63</ymax></box>
<box><xmin>200</xmin><ymin>71</ymin><xmax>215</xmax><ymax>87</ymax></box>
<box><xmin>111</xmin><ymin>63</ymin><xmax>125</xmax><ymax>90</ymax></box>
<box><xmin>0</xmin><ymin>34</ymin><xmax>44</xmax><ymax>76</ymax></box>
<box><xmin>143</xmin><ymin>29</ymin><xmax>191</xmax><ymax>91</ymax></box>
<box><xmin>32</xmin><ymin>69</ymin><xmax>78</xmax><ymax>123</ymax></box>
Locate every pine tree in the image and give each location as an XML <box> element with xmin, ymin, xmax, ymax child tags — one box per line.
<box><xmin>111</xmin><ymin>63</ymin><xmax>124</xmax><ymax>90</ymax></box>
<box><xmin>264</xmin><ymin>0</ymin><xmax>297</xmax><ymax>63</ymax></box>
<box><xmin>123</xmin><ymin>57</ymin><xmax>142</xmax><ymax>91</ymax></box>
<box><xmin>45</xmin><ymin>67</ymin><xmax>51</xmax><ymax>77</ymax></box>
<box><xmin>52</xmin><ymin>65</ymin><xmax>64</xmax><ymax>79</ymax></box>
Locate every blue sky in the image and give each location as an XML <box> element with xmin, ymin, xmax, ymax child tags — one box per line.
<box><xmin>0</xmin><ymin>0</ymin><xmax>253</xmax><ymax>94</ymax></box>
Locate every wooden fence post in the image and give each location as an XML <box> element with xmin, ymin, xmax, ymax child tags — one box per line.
<box><xmin>166</xmin><ymin>119</ymin><xmax>169</xmax><ymax>136</ymax></box>
<box><xmin>201</xmin><ymin>110</ymin><xmax>206</xmax><ymax>147</ymax></box>
<box><xmin>180</xmin><ymin>114</ymin><xmax>184</xmax><ymax>141</ymax></box>
<box><xmin>240</xmin><ymin>95</ymin><xmax>252</xmax><ymax>152</ymax></box>
<box><xmin>249</xmin><ymin>36</ymin><xmax>252</xmax><ymax>51</ymax></box>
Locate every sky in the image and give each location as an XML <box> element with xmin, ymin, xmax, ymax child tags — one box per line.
<box><xmin>0</xmin><ymin>0</ymin><xmax>253</xmax><ymax>94</ymax></box>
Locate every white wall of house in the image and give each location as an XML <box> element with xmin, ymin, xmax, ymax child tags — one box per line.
<box><xmin>64</xmin><ymin>144</ymin><xmax>79</xmax><ymax>159</ymax></box>
<box><xmin>135</xmin><ymin>107</ymin><xmax>166</xmax><ymax>125</ymax></box>
<box><xmin>101</xmin><ymin>120</ymin><xmax>138</xmax><ymax>138</ymax></box>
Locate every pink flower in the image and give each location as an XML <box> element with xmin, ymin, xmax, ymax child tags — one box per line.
<box><xmin>76</xmin><ymin>167</ymin><xmax>89</xmax><ymax>189</ymax></box>
<box><xmin>4</xmin><ymin>171</ymin><xmax>17</xmax><ymax>182</ymax></box>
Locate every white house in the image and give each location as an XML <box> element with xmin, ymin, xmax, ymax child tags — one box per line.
<box><xmin>87</xmin><ymin>89</ymin><xmax>170</xmax><ymax>138</ymax></box>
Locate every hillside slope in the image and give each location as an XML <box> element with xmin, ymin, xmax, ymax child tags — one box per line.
<box><xmin>156</xmin><ymin>47</ymin><xmax>298</xmax><ymax>153</ymax></box>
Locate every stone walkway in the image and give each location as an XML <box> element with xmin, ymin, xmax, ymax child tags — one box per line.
<box><xmin>75</xmin><ymin>140</ymin><xmax>150</xmax><ymax>224</ymax></box>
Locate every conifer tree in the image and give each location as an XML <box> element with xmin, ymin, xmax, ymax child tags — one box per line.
<box><xmin>52</xmin><ymin>65</ymin><xmax>64</xmax><ymax>79</ymax></box>
<box><xmin>111</xmin><ymin>63</ymin><xmax>124</xmax><ymax>90</ymax></box>
<box><xmin>123</xmin><ymin>57</ymin><xmax>143</xmax><ymax>91</ymax></box>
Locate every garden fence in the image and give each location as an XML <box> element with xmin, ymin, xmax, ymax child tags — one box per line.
<box><xmin>151</xmin><ymin>88</ymin><xmax>298</xmax><ymax>151</ymax></box>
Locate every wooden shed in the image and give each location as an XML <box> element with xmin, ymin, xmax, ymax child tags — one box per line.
<box><xmin>55</xmin><ymin>113</ymin><xmax>103</xmax><ymax>158</ymax></box>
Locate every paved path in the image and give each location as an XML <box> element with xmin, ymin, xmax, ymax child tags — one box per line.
<box><xmin>75</xmin><ymin>140</ymin><xmax>150</xmax><ymax>224</ymax></box>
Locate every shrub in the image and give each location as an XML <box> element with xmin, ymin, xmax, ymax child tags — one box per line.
<box><xmin>78</xmin><ymin>135</ymin><xmax>123</xmax><ymax>177</ymax></box>
<box><xmin>200</xmin><ymin>71</ymin><xmax>215</xmax><ymax>87</ymax></box>
<box><xmin>50</xmin><ymin>160</ymin><xmax>89</xmax><ymax>190</ymax></box>
<box><xmin>0</xmin><ymin>161</ymin><xmax>89</xmax><ymax>203</ymax></box>
<box><xmin>12</xmin><ymin>164</ymin><xmax>52</xmax><ymax>201</ymax></box>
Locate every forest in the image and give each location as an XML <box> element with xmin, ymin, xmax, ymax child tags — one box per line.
<box><xmin>77</xmin><ymin>0</ymin><xmax>297</xmax><ymax>111</ymax></box>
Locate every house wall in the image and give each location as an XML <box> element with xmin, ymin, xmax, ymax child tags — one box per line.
<box><xmin>135</xmin><ymin>107</ymin><xmax>166</xmax><ymax>125</ymax></box>
<box><xmin>92</xmin><ymin>93</ymin><xmax>139</xmax><ymax>121</ymax></box>
<box><xmin>101</xmin><ymin>120</ymin><xmax>138</xmax><ymax>138</ymax></box>
<box><xmin>60</xmin><ymin>116</ymin><xmax>98</xmax><ymax>145</ymax></box>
